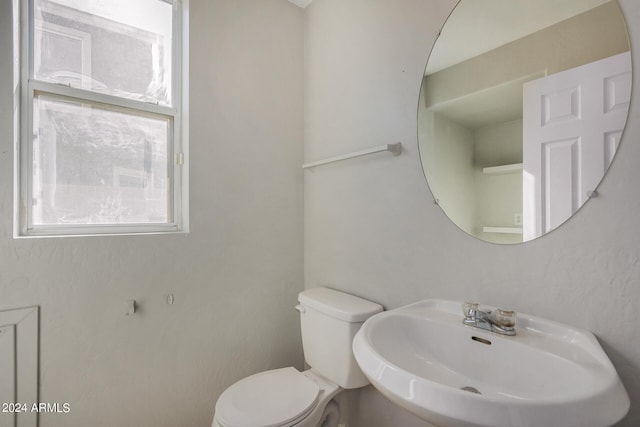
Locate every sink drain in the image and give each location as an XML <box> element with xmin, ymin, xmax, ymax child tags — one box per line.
<box><xmin>461</xmin><ymin>386</ymin><xmax>481</xmax><ymax>394</ymax></box>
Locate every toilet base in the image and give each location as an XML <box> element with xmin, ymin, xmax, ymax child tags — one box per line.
<box><xmin>293</xmin><ymin>371</ymin><xmax>341</xmax><ymax>427</ymax></box>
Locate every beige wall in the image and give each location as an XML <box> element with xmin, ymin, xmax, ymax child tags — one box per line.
<box><xmin>304</xmin><ymin>1</ymin><xmax>640</xmax><ymax>426</ymax></box>
<box><xmin>474</xmin><ymin>119</ymin><xmax>523</xmax><ymax>168</ymax></box>
<box><xmin>0</xmin><ymin>0</ymin><xmax>304</xmax><ymax>426</ymax></box>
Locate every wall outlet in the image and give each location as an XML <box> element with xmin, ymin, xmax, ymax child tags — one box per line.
<box><xmin>514</xmin><ymin>213</ymin><xmax>523</xmax><ymax>226</ymax></box>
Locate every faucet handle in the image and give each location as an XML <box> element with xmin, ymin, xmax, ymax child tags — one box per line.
<box><xmin>494</xmin><ymin>308</ymin><xmax>517</xmax><ymax>328</ymax></box>
<box><xmin>462</xmin><ymin>302</ymin><xmax>479</xmax><ymax>319</ymax></box>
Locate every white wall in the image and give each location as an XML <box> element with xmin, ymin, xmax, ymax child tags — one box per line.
<box><xmin>304</xmin><ymin>1</ymin><xmax>640</xmax><ymax>426</ymax></box>
<box><xmin>0</xmin><ymin>0</ymin><xmax>305</xmax><ymax>426</ymax></box>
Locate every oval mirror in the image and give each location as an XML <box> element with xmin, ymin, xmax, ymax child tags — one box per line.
<box><xmin>418</xmin><ymin>0</ymin><xmax>632</xmax><ymax>244</ymax></box>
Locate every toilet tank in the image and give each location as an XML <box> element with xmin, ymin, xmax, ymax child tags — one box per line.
<box><xmin>297</xmin><ymin>287</ymin><xmax>383</xmax><ymax>389</ymax></box>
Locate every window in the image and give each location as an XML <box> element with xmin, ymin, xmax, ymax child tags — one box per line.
<box><xmin>18</xmin><ymin>0</ymin><xmax>187</xmax><ymax>236</ymax></box>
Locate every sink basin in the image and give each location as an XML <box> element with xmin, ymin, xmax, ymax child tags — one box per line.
<box><xmin>352</xmin><ymin>299</ymin><xmax>629</xmax><ymax>427</ymax></box>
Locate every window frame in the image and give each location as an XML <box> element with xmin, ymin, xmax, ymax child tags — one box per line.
<box><xmin>17</xmin><ymin>0</ymin><xmax>188</xmax><ymax>237</ymax></box>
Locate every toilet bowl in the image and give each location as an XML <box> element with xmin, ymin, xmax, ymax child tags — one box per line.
<box><xmin>212</xmin><ymin>288</ymin><xmax>383</xmax><ymax>427</ymax></box>
<box><xmin>213</xmin><ymin>368</ymin><xmax>340</xmax><ymax>427</ymax></box>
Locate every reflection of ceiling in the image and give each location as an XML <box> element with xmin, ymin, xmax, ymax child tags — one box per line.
<box><xmin>288</xmin><ymin>0</ymin><xmax>313</xmax><ymax>8</ymax></box>
<box><xmin>426</xmin><ymin>0</ymin><xmax>612</xmax><ymax>75</ymax></box>
<box><xmin>429</xmin><ymin>73</ymin><xmax>543</xmax><ymax>129</ymax></box>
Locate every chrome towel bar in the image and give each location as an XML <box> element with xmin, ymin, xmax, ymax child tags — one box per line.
<box><xmin>302</xmin><ymin>142</ymin><xmax>402</xmax><ymax>169</ymax></box>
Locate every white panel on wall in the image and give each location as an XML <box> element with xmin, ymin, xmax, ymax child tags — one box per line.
<box><xmin>0</xmin><ymin>325</ymin><xmax>16</xmax><ymax>427</ymax></box>
<box><xmin>0</xmin><ymin>307</ymin><xmax>39</xmax><ymax>427</ymax></box>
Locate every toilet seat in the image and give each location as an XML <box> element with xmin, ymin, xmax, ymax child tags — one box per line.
<box><xmin>215</xmin><ymin>367</ymin><xmax>320</xmax><ymax>427</ymax></box>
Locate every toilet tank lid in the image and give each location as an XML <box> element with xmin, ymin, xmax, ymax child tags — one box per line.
<box><xmin>298</xmin><ymin>287</ymin><xmax>383</xmax><ymax>322</ymax></box>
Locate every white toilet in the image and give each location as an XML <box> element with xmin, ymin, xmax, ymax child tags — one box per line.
<box><xmin>212</xmin><ymin>287</ymin><xmax>383</xmax><ymax>427</ymax></box>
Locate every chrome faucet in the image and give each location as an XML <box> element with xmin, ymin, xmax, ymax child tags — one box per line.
<box><xmin>462</xmin><ymin>302</ymin><xmax>516</xmax><ymax>336</ymax></box>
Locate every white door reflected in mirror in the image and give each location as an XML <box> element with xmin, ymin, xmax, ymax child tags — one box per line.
<box><xmin>522</xmin><ymin>52</ymin><xmax>631</xmax><ymax>240</ymax></box>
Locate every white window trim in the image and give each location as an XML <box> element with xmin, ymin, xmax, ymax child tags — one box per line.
<box><xmin>16</xmin><ymin>0</ymin><xmax>189</xmax><ymax>238</ymax></box>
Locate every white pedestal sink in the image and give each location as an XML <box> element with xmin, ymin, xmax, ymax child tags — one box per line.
<box><xmin>352</xmin><ymin>299</ymin><xmax>629</xmax><ymax>427</ymax></box>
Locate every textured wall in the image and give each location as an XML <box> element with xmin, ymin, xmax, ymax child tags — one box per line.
<box><xmin>0</xmin><ymin>0</ymin><xmax>304</xmax><ymax>426</ymax></box>
<box><xmin>304</xmin><ymin>0</ymin><xmax>640</xmax><ymax>425</ymax></box>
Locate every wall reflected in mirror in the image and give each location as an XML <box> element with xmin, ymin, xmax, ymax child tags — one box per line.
<box><xmin>418</xmin><ymin>0</ymin><xmax>631</xmax><ymax>244</ymax></box>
